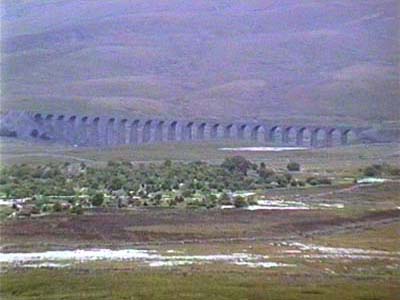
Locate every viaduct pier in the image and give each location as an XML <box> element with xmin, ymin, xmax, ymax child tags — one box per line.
<box><xmin>0</xmin><ymin>111</ymin><xmax>369</xmax><ymax>148</ymax></box>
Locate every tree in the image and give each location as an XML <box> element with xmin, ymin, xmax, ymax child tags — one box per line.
<box><xmin>53</xmin><ymin>202</ymin><xmax>63</xmax><ymax>212</ymax></box>
<box><xmin>91</xmin><ymin>193</ymin><xmax>104</xmax><ymax>207</ymax></box>
<box><xmin>109</xmin><ymin>177</ymin><xmax>124</xmax><ymax>190</ymax></box>
<box><xmin>363</xmin><ymin>165</ymin><xmax>382</xmax><ymax>177</ymax></box>
<box><xmin>221</xmin><ymin>156</ymin><xmax>254</xmax><ymax>175</ymax></box>
<box><xmin>233</xmin><ymin>196</ymin><xmax>248</xmax><ymax>208</ymax></box>
<box><xmin>287</xmin><ymin>162</ymin><xmax>300</xmax><ymax>171</ymax></box>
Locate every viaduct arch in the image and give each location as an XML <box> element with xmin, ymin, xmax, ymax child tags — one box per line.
<box><xmin>0</xmin><ymin>110</ymin><xmax>369</xmax><ymax>148</ymax></box>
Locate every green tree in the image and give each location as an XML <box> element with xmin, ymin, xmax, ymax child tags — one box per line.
<box><xmin>91</xmin><ymin>193</ymin><xmax>104</xmax><ymax>207</ymax></box>
<box><xmin>221</xmin><ymin>156</ymin><xmax>254</xmax><ymax>175</ymax></box>
<box><xmin>233</xmin><ymin>196</ymin><xmax>248</xmax><ymax>208</ymax></box>
<box><xmin>287</xmin><ymin>162</ymin><xmax>300</xmax><ymax>171</ymax></box>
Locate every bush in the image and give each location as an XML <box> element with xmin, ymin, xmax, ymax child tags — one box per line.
<box><xmin>258</xmin><ymin>168</ymin><xmax>275</xmax><ymax>179</ymax></box>
<box><xmin>71</xmin><ymin>205</ymin><xmax>84</xmax><ymax>215</ymax></box>
<box><xmin>168</xmin><ymin>198</ymin><xmax>178</xmax><ymax>207</ymax></box>
<box><xmin>218</xmin><ymin>192</ymin><xmax>231</xmax><ymax>205</ymax></box>
<box><xmin>363</xmin><ymin>165</ymin><xmax>382</xmax><ymax>177</ymax></box>
<box><xmin>318</xmin><ymin>177</ymin><xmax>332</xmax><ymax>185</ymax></box>
<box><xmin>221</xmin><ymin>156</ymin><xmax>254</xmax><ymax>175</ymax></box>
<box><xmin>287</xmin><ymin>162</ymin><xmax>300</xmax><ymax>171</ymax></box>
<box><xmin>182</xmin><ymin>189</ymin><xmax>194</xmax><ymax>198</ymax></box>
<box><xmin>388</xmin><ymin>166</ymin><xmax>400</xmax><ymax>176</ymax></box>
<box><xmin>306</xmin><ymin>176</ymin><xmax>332</xmax><ymax>186</ymax></box>
<box><xmin>297</xmin><ymin>180</ymin><xmax>306</xmax><ymax>187</ymax></box>
<box><xmin>53</xmin><ymin>202</ymin><xmax>63</xmax><ymax>212</ymax></box>
<box><xmin>233</xmin><ymin>196</ymin><xmax>248</xmax><ymax>208</ymax></box>
<box><xmin>91</xmin><ymin>193</ymin><xmax>104</xmax><ymax>207</ymax></box>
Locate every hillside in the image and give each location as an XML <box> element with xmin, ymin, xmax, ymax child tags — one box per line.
<box><xmin>1</xmin><ymin>0</ymin><xmax>399</xmax><ymax>124</ymax></box>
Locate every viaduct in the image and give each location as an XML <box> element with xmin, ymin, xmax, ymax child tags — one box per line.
<box><xmin>0</xmin><ymin>111</ymin><xmax>369</xmax><ymax>148</ymax></box>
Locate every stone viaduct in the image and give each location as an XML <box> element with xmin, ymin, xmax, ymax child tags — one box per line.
<box><xmin>0</xmin><ymin>111</ymin><xmax>369</xmax><ymax>148</ymax></box>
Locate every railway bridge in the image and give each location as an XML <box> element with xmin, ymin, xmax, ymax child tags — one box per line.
<box><xmin>0</xmin><ymin>111</ymin><xmax>369</xmax><ymax>148</ymax></box>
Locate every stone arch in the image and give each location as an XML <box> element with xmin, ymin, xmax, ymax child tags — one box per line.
<box><xmin>154</xmin><ymin>121</ymin><xmax>165</xmax><ymax>142</ymax></box>
<box><xmin>237</xmin><ymin>124</ymin><xmax>249</xmax><ymax>140</ymax></box>
<box><xmin>167</xmin><ymin>121</ymin><xmax>178</xmax><ymax>142</ymax></box>
<box><xmin>30</xmin><ymin>129</ymin><xmax>39</xmax><ymax>138</ymax></box>
<box><xmin>129</xmin><ymin>120</ymin><xmax>141</xmax><ymax>145</ymax></box>
<box><xmin>310</xmin><ymin>127</ymin><xmax>325</xmax><ymax>147</ymax></box>
<box><xmin>88</xmin><ymin>117</ymin><xmax>101</xmax><ymax>146</ymax></box>
<box><xmin>106</xmin><ymin>118</ymin><xmax>116</xmax><ymax>146</ymax></box>
<box><xmin>67</xmin><ymin>116</ymin><xmax>77</xmax><ymax>145</ymax></box>
<box><xmin>78</xmin><ymin>116</ymin><xmax>89</xmax><ymax>146</ymax></box>
<box><xmin>45</xmin><ymin>114</ymin><xmax>54</xmax><ymax>121</ymax></box>
<box><xmin>181</xmin><ymin>122</ymin><xmax>194</xmax><ymax>141</ymax></box>
<box><xmin>118</xmin><ymin>119</ymin><xmax>128</xmax><ymax>145</ymax></box>
<box><xmin>296</xmin><ymin>127</ymin><xmax>311</xmax><ymax>146</ymax></box>
<box><xmin>210</xmin><ymin>123</ymin><xmax>221</xmax><ymax>139</ymax></box>
<box><xmin>282</xmin><ymin>126</ymin><xmax>297</xmax><ymax>145</ymax></box>
<box><xmin>269</xmin><ymin>126</ymin><xmax>282</xmax><ymax>143</ymax></box>
<box><xmin>325</xmin><ymin>128</ymin><xmax>341</xmax><ymax>147</ymax></box>
<box><xmin>197</xmin><ymin>123</ymin><xmax>206</xmax><ymax>140</ymax></box>
<box><xmin>34</xmin><ymin>113</ymin><xmax>42</xmax><ymax>122</ymax></box>
<box><xmin>224</xmin><ymin>124</ymin><xmax>234</xmax><ymax>139</ymax></box>
<box><xmin>54</xmin><ymin>115</ymin><xmax>66</xmax><ymax>141</ymax></box>
<box><xmin>250</xmin><ymin>124</ymin><xmax>267</xmax><ymax>143</ymax></box>
<box><xmin>341</xmin><ymin>128</ymin><xmax>357</xmax><ymax>145</ymax></box>
<box><xmin>142</xmin><ymin>120</ymin><xmax>153</xmax><ymax>143</ymax></box>
<box><xmin>42</xmin><ymin>114</ymin><xmax>55</xmax><ymax>138</ymax></box>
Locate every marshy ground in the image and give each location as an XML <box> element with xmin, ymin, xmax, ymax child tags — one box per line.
<box><xmin>0</xmin><ymin>141</ymin><xmax>399</xmax><ymax>299</ymax></box>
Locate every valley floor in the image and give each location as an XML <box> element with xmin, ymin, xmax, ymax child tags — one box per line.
<box><xmin>1</xmin><ymin>181</ymin><xmax>399</xmax><ymax>300</ymax></box>
<box><xmin>0</xmin><ymin>141</ymin><xmax>399</xmax><ymax>299</ymax></box>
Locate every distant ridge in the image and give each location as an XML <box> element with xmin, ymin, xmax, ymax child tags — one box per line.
<box><xmin>1</xmin><ymin>0</ymin><xmax>399</xmax><ymax>123</ymax></box>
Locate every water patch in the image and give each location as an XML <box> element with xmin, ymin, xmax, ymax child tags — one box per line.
<box><xmin>357</xmin><ymin>178</ymin><xmax>387</xmax><ymax>184</ymax></box>
<box><xmin>247</xmin><ymin>200</ymin><xmax>309</xmax><ymax>210</ymax></box>
<box><xmin>218</xmin><ymin>147</ymin><xmax>307</xmax><ymax>152</ymax></box>
<box><xmin>220</xmin><ymin>205</ymin><xmax>235</xmax><ymax>209</ymax></box>
<box><xmin>275</xmin><ymin>242</ymin><xmax>400</xmax><ymax>260</ymax></box>
<box><xmin>0</xmin><ymin>249</ymin><xmax>292</xmax><ymax>269</ymax></box>
<box><xmin>317</xmin><ymin>203</ymin><xmax>344</xmax><ymax>209</ymax></box>
<box><xmin>0</xmin><ymin>200</ymin><xmax>13</xmax><ymax>206</ymax></box>
<box><xmin>21</xmin><ymin>263</ymin><xmax>71</xmax><ymax>269</ymax></box>
<box><xmin>222</xmin><ymin>200</ymin><xmax>344</xmax><ymax>210</ymax></box>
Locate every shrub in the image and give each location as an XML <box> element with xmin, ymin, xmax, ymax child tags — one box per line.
<box><xmin>233</xmin><ymin>196</ymin><xmax>248</xmax><ymax>208</ymax></box>
<box><xmin>221</xmin><ymin>156</ymin><xmax>254</xmax><ymax>175</ymax></box>
<box><xmin>363</xmin><ymin>165</ymin><xmax>382</xmax><ymax>177</ymax></box>
<box><xmin>297</xmin><ymin>180</ymin><xmax>306</xmax><ymax>187</ymax></box>
<box><xmin>258</xmin><ymin>168</ymin><xmax>275</xmax><ymax>179</ymax></box>
<box><xmin>91</xmin><ymin>193</ymin><xmax>104</xmax><ymax>207</ymax></box>
<box><xmin>71</xmin><ymin>205</ymin><xmax>84</xmax><ymax>215</ymax></box>
<box><xmin>182</xmin><ymin>189</ymin><xmax>194</xmax><ymax>198</ymax></box>
<box><xmin>388</xmin><ymin>166</ymin><xmax>400</xmax><ymax>176</ymax></box>
<box><xmin>53</xmin><ymin>202</ymin><xmax>63</xmax><ymax>212</ymax></box>
<box><xmin>218</xmin><ymin>192</ymin><xmax>231</xmax><ymax>205</ymax></box>
<box><xmin>306</xmin><ymin>176</ymin><xmax>332</xmax><ymax>185</ymax></box>
<box><xmin>168</xmin><ymin>198</ymin><xmax>177</xmax><ymax>207</ymax></box>
<box><xmin>287</xmin><ymin>162</ymin><xmax>300</xmax><ymax>171</ymax></box>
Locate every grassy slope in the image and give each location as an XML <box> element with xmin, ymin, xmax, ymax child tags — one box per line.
<box><xmin>1</xmin><ymin>268</ymin><xmax>398</xmax><ymax>300</ymax></box>
<box><xmin>2</xmin><ymin>0</ymin><xmax>399</xmax><ymax>122</ymax></box>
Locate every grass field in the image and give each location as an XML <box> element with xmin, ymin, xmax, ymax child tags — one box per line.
<box><xmin>0</xmin><ymin>141</ymin><xmax>399</xmax><ymax>299</ymax></box>
<box><xmin>1</xmin><ymin>138</ymin><xmax>399</xmax><ymax>170</ymax></box>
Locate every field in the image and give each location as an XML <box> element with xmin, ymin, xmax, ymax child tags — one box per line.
<box><xmin>0</xmin><ymin>141</ymin><xmax>399</xmax><ymax>300</ymax></box>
